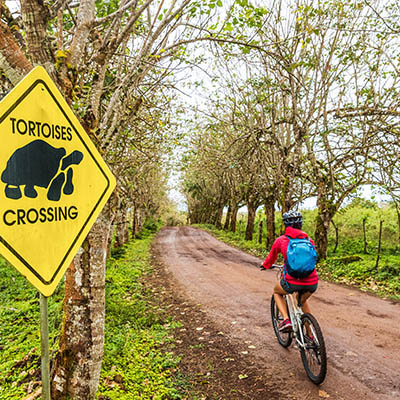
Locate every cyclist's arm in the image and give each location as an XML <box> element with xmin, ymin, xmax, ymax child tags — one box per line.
<box><xmin>261</xmin><ymin>238</ymin><xmax>282</xmax><ymax>270</ymax></box>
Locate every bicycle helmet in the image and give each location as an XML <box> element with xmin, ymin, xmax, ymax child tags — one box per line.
<box><xmin>282</xmin><ymin>210</ymin><xmax>303</xmax><ymax>229</ymax></box>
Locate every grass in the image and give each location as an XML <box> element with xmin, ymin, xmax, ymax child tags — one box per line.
<box><xmin>0</xmin><ymin>224</ymin><xmax>187</xmax><ymax>399</ymax></box>
<box><xmin>99</xmin><ymin>228</ymin><xmax>184</xmax><ymax>399</ymax></box>
<box><xmin>0</xmin><ymin>259</ymin><xmax>64</xmax><ymax>399</ymax></box>
<box><xmin>318</xmin><ymin>255</ymin><xmax>400</xmax><ymax>300</ymax></box>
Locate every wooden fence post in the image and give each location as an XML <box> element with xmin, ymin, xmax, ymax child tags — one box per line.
<box><xmin>375</xmin><ymin>220</ymin><xmax>383</xmax><ymax>274</ymax></box>
<box><xmin>258</xmin><ymin>220</ymin><xmax>263</xmax><ymax>244</ymax></box>
<box><xmin>363</xmin><ymin>217</ymin><xmax>368</xmax><ymax>254</ymax></box>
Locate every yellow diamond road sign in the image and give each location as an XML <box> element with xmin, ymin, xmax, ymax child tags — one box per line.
<box><xmin>0</xmin><ymin>66</ymin><xmax>116</xmax><ymax>296</ymax></box>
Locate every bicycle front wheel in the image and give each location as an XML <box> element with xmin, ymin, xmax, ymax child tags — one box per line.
<box><xmin>270</xmin><ymin>295</ymin><xmax>292</xmax><ymax>348</ymax></box>
<box><xmin>299</xmin><ymin>313</ymin><xmax>327</xmax><ymax>384</ymax></box>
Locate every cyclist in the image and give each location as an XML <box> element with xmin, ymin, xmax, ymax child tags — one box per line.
<box><xmin>261</xmin><ymin>210</ymin><xmax>318</xmax><ymax>332</ymax></box>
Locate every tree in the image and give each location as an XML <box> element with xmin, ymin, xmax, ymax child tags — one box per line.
<box><xmin>250</xmin><ymin>0</ymin><xmax>400</xmax><ymax>258</ymax></box>
<box><xmin>1</xmin><ymin>0</ymin><xmax>228</xmax><ymax>398</ymax></box>
<box><xmin>181</xmin><ymin>0</ymin><xmax>400</xmax><ymax>259</ymax></box>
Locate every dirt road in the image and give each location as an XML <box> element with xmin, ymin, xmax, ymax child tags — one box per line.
<box><xmin>154</xmin><ymin>226</ymin><xmax>400</xmax><ymax>400</ymax></box>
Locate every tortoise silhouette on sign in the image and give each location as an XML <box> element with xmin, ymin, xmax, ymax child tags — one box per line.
<box><xmin>1</xmin><ymin>139</ymin><xmax>83</xmax><ymax>201</ymax></box>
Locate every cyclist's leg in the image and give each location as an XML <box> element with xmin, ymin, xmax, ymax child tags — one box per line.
<box><xmin>300</xmin><ymin>291</ymin><xmax>313</xmax><ymax>314</ymax></box>
<box><xmin>273</xmin><ymin>282</ymin><xmax>289</xmax><ymax>320</ymax></box>
<box><xmin>299</xmin><ymin>291</ymin><xmax>316</xmax><ymax>337</ymax></box>
<box><xmin>299</xmin><ymin>283</ymin><xmax>318</xmax><ymax>314</ymax></box>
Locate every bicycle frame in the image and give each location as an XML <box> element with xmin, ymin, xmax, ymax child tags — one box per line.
<box><xmin>285</xmin><ymin>292</ymin><xmax>307</xmax><ymax>349</ymax></box>
<box><xmin>272</xmin><ymin>264</ymin><xmax>316</xmax><ymax>350</ymax></box>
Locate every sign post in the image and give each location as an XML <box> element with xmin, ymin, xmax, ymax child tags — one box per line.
<box><xmin>0</xmin><ymin>66</ymin><xmax>116</xmax><ymax>398</ymax></box>
<box><xmin>40</xmin><ymin>294</ymin><xmax>50</xmax><ymax>400</ymax></box>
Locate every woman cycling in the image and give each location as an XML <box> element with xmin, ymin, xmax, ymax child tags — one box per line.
<box><xmin>261</xmin><ymin>210</ymin><xmax>318</xmax><ymax>332</ymax></box>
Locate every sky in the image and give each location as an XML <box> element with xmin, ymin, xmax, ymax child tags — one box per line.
<box><xmin>5</xmin><ymin>1</ymin><xmax>18</xmax><ymax>13</ymax></box>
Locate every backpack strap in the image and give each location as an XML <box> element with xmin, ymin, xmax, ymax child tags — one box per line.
<box><xmin>282</xmin><ymin>266</ymin><xmax>288</xmax><ymax>283</ymax></box>
<box><xmin>283</xmin><ymin>235</ymin><xmax>291</xmax><ymax>282</ymax></box>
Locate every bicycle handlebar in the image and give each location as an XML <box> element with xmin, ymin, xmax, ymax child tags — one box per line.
<box><xmin>260</xmin><ymin>264</ymin><xmax>283</xmax><ymax>270</ymax></box>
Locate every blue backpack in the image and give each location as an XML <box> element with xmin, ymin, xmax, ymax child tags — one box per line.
<box><xmin>285</xmin><ymin>235</ymin><xmax>317</xmax><ymax>279</ymax></box>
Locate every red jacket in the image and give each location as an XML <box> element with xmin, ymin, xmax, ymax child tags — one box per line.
<box><xmin>262</xmin><ymin>226</ymin><xmax>318</xmax><ymax>285</ymax></box>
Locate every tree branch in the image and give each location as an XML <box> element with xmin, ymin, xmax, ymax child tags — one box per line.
<box><xmin>0</xmin><ymin>20</ymin><xmax>32</xmax><ymax>85</ymax></box>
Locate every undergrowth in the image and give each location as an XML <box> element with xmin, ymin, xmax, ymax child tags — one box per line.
<box><xmin>99</xmin><ymin>227</ymin><xmax>184</xmax><ymax>399</ymax></box>
<box><xmin>0</xmin><ymin>259</ymin><xmax>64</xmax><ymax>399</ymax></box>
<box><xmin>0</xmin><ymin>221</ymin><xmax>185</xmax><ymax>399</ymax></box>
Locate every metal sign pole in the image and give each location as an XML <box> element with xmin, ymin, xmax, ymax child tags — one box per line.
<box><xmin>40</xmin><ymin>294</ymin><xmax>51</xmax><ymax>400</ymax></box>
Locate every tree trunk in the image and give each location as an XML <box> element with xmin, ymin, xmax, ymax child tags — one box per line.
<box><xmin>132</xmin><ymin>207</ymin><xmax>137</xmax><ymax>238</ymax></box>
<box><xmin>107</xmin><ymin>221</ymin><xmax>115</xmax><ymax>258</ymax></box>
<box><xmin>52</xmin><ymin>204</ymin><xmax>114</xmax><ymax>400</ymax></box>
<box><xmin>214</xmin><ymin>205</ymin><xmax>224</xmax><ymax>229</ymax></box>
<box><xmin>395</xmin><ymin>202</ymin><xmax>400</xmax><ymax>245</ymax></box>
<box><xmin>245</xmin><ymin>204</ymin><xmax>256</xmax><ymax>241</ymax></box>
<box><xmin>280</xmin><ymin>178</ymin><xmax>294</xmax><ymax>214</ymax></box>
<box><xmin>230</xmin><ymin>204</ymin><xmax>239</xmax><ymax>233</ymax></box>
<box><xmin>398</xmin><ymin>209</ymin><xmax>400</xmax><ymax>245</ymax></box>
<box><xmin>314</xmin><ymin>213</ymin><xmax>330</xmax><ymax>259</ymax></box>
<box><xmin>224</xmin><ymin>204</ymin><xmax>232</xmax><ymax>230</ymax></box>
<box><xmin>265</xmin><ymin>199</ymin><xmax>276</xmax><ymax>250</ymax></box>
<box><xmin>314</xmin><ymin>190</ymin><xmax>336</xmax><ymax>259</ymax></box>
<box><xmin>207</xmin><ymin>204</ymin><xmax>215</xmax><ymax>224</ymax></box>
<box><xmin>331</xmin><ymin>220</ymin><xmax>339</xmax><ymax>254</ymax></box>
<box><xmin>115</xmin><ymin>210</ymin><xmax>129</xmax><ymax>248</ymax></box>
<box><xmin>136</xmin><ymin>209</ymin><xmax>144</xmax><ymax>233</ymax></box>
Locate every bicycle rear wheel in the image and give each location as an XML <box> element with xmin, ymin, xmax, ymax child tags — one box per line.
<box><xmin>299</xmin><ymin>313</ymin><xmax>327</xmax><ymax>384</ymax></box>
<box><xmin>270</xmin><ymin>295</ymin><xmax>292</xmax><ymax>347</ymax></box>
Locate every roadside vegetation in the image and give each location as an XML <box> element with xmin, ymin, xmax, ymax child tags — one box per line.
<box><xmin>0</xmin><ymin>260</ymin><xmax>63</xmax><ymax>399</ymax></box>
<box><xmin>0</xmin><ymin>221</ymin><xmax>186</xmax><ymax>400</ymax></box>
<box><xmin>195</xmin><ymin>199</ymin><xmax>400</xmax><ymax>301</ymax></box>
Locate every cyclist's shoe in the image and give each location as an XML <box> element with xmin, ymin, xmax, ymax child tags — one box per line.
<box><xmin>279</xmin><ymin>319</ymin><xmax>292</xmax><ymax>332</ymax></box>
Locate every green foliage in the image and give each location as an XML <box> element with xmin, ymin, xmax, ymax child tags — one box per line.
<box><xmin>142</xmin><ymin>218</ymin><xmax>163</xmax><ymax>233</ymax></box>
<box><xmin>0</xmin><ymin>259</ymin><xmax>64</xmax><ymax>399</ymax></box>
<box><xmin>327</xmin><ymin>200</ymin><xmax>400</xmax><ymax>255</ymax></box>
<box><xmin>135</xmin><ymin>218</ymin><xmax>163</xmax><ymax>239</ymax></box>
<box><xmin>110</xmin><ymin>244</ymin><xmax>128</xmax><ymax>260</ymax></box>
<box><xmin>95</xmin><ymin>0</ymin><xmax>121</xmax><ymax>18</ymax></box>
<box><xmin>0</xmin><ymin>233</ymin><xmax>186</xmax><ymax>399</ymax></box>
<box><xmin>99</xmin><ymin>233</ymin><xmax>184</xmax><ymax>399</ymax></box>
<box><xmin>318</xmin><ymin>255</ymin><xmax>400</xmax><ymax>300</ymax></box>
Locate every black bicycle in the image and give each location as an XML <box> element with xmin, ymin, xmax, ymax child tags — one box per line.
<box><xmin>269</xmin><ymin>265</ymin><xmax>327</xmax><ymax>384</ymax></box>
